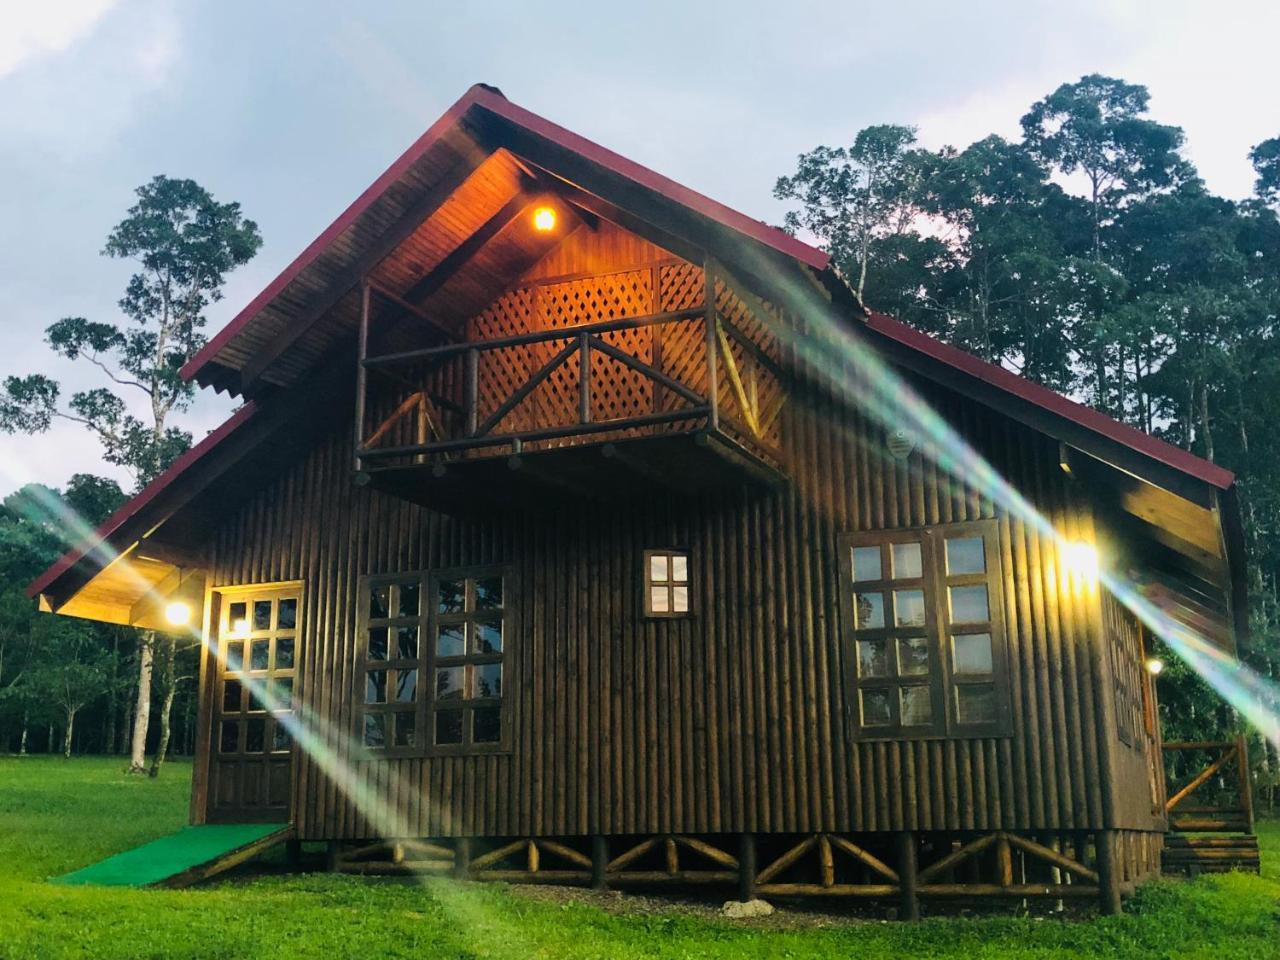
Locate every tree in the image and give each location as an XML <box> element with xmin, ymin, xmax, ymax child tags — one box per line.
<box><xmin>22</xmin><ymin>616</ymin><xmax>112</xmax><ymax>758</ymax></box>
<box><xmin>0</xmin><ymin>176</ymin><xmax>261</xmax><ymax>773</ymax></box>
<box><xmin>1251</xmin><ymin>136</ymin><xmax>1280</xmax><ymax>208</ymax></box>
<box><xmin>774</xmin><ymin>125</ymin><xmax>934</xmax><ymax>309</ymax></box>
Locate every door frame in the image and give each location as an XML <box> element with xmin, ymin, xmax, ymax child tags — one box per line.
<box><xmin>191</xmin><ymin>579</ymin><xmax>304</xmax><ymax>825</ymax></box>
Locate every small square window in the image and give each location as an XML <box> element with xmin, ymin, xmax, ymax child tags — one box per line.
<box><xmin>472</xmin><ymin>663</ymin><xmax>502</xmax><ymax>699</ymax></box>
<box><xmin>272</xmin><ymin>722</ymin><xmax>292</xmax><ymax>753</ymax></box>
<box><xmin>438</xmin><ymin>579</ymin><xmax>465</xmax><ymax>614</ymax></box>
<box><xmin>369</xmin><ymin>585</ymin><xmax>391</xmax><ymax>619</ymax></box>
<box><xmin>396</xmin><ymin>626</ymin><xmax>418</xmax><ymax>660</ymax></box>
<box><xmin>892</xmin><ymin>542</ymin><xmax>922</xmax><ymax>579</ymax></box>
<box><xmin>250</xmin><ymin>639</ymin><xmax>270</xmax><ymax>671</ymax></box>
<box><xmin>900</xmin><ymin>686</ymin><xmax>933</xmax><ymax>726</ymax></box>
<box><xmin>435</xmin><ymin>710</ymin><xmax>463</xmax><ymax>745</ymax></box>
<box><xmin>854</xmin><ymin>592</ymin><xmax>885</xmax><ymax>629</ymax></box>
<box><xmin>473</xmin><ymin>621</ymin><xmax>502</xmax><ymax>654</ymax></box>
<box><xmin>956</xmin><ymin>684</ymin><xmax>997</xmax><ymax>724</ymax></box>
<box><xmin>435</xmin><ymin>667</ymin><xmax>465</xmax><ymax>701</ymax></box>
<box><xmin>395</xmin><ymin>669</ymin><xmax>417</xmax><ymax>703</ymax></box>
<box><xmin>650</xmin><ymin>554</ymin><xmax>669</xmax><ymax>583</ymax></box>
<box><xmin>672</xmin><ymin>585</ymin><xmax>689</xmax><ymax>613</ymax></box>
<box><xmin>275</xmin><ymin>637</ymin><xmax>295</xmax><ymax>670</ymax></box>
<box><xmin>949</xmin><ymin>585</ymin><xmax>990</xmax><ymax>623</ymax></box>
<box><xmin>650</xmin><ymin>586</ymin><xmax>669</xmax><ymax>613</ymax></box>
<box><xmin>953</xmin><ymin>633</ymin><xmax>994</xmax><ymax>675</ymax></box>
<box><xmin>277</xmin><ymin>598</ymin><xmax>298</xmax><ymax>630</ymax></box>
<box><xmin>228</xmin><ymin>602</ymin><xmax>247</xmax><ymax>629</ymax></box>
<box><xmin>437</xmin><ymin>624</ymin><xmax>465</xmax><ymax>658</ymax></box>
<box><xmin>852</xmin><ymin>546</ymin><xmax>882</xmax><ymax>582</ymax></box>
<box><xmin>393</xmin><ymin>713</ymin><xmax>416</xmax><ymax>748</ymax></box>
<box><xmin>857</xmin><ymin>639</ymin><xmax>889</xmax><ymax>678</ymax></box>
<box><xmin>670</xmin><ymin>555</ymin><xmax>688</xmax><ymax>583</ymax></box>
<box><xmin>397</xmin><ymin>582</ymin><xmax>420</xmax><ymax>617</ymax></box>
<box><xmin>219</xmin><ymin>720</ymin><xmax>239</xmax><ymax>753</ymax></box>
<box><xmin>224</xmin><ymin>640</ymin><xmax>243</xmax><ymax>672</ymax></box>
<box><xmin>253</xmin><ymin>600</ymin><xmax>273</xmax><ymax>631</ymax></box>
<box><xmin>893</xmin><ymin>589</ymin><xmax>926</xmax><ymax>627</ymax></box>
<box><xmin>245</xmin><ymin>719</ymin><xmax>266</xmax><ymax>753</ymax></box>
<box><xmin>363</xmin><ymin>713</ymin><xmax>386</xmax><ymax>748</ymax></box>
<box><xmin>860</xmin><ymin>689</ymin><xmax>892</xmax><ymax>727</ymax></box>
<box><xmin>473</xmin><ymin>707</ymin><xmax>502</xmax><ymax>744</ymax></box>
<box><xmin>222</xmin><ymin>679</ymin><xmax>242</xmax><ymax>713</ymax></box>
<box><xmin>273</xmin><ymin>677</ymin><xmax>293</xmax><ymax>709</ymax></box>
<box><xmin>367</xmin><ymin>627</ymin><xmax>389</xmax><ymax>662</ymax></box>
<box><xmin>946</xmin><ymin>537</ymin><xmax>986</xmax><ymax>576</ymax></box>
<box><xmin>898</xmin><ymin>637</ymin><xmax>930</xmax><ymax>676</ymax></box>
<box><xmin>475</xmin><ymin>577</ymin><xmax>503</xmax><ymax>611</ymax></box>
<box><xmin>365</xmin><ymin>670</ymin><xmax>387</xmax><ymax>704</ymax></box>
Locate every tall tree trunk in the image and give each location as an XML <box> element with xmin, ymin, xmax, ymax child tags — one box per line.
<box><xmin>1198</xmin><ymin>382</ymin><xmax>1215</xmax><ymax>462</ymax></box>
<box><xmin>149</xmin><ymin>635</ymin><xmax>176</xmax><ymax>777</ymax></box>
<box><xmin>118</xmin><ymin>690</ymin><xmax>132</xmax><ymax>754</ymax></box>
<box><xmin>63</xmin><ymin>709</ymin><xmax>76</xmax><ymax>759</ymax></box>
<box><xmin>19</xmin><ymin>711</ymin><xmax>28</xmax><ymax>755</ymax></box>
<box><xmin>128</xmin><ymin>631</ymin><xmax>155</xmax><ymax>774</ymax></box>
<box><xmin>105</xmin><ymin>631</ymin><xmax>119</xmax><ymax>755</ymax></box>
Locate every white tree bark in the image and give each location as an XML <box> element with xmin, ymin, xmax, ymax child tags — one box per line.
<box><xmin>127</xmin><ymin>631</ymin><xmax>154</xmax><ymax>774</ymax></box>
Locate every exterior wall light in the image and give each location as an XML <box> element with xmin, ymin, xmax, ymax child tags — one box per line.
<box><xmin>533</xmin><ymin>206</ymin><xmax>556</xmax><ymax>232</ymax></box>
<box><xmin>165</xmin><ymin>601</ymin><xmax>192</xmax><ymax>626</ymax></box>
<box><xmin>1146</xmin><ymin>658</ymin><xmax>1164</xmax><ymax>676</ymax></box>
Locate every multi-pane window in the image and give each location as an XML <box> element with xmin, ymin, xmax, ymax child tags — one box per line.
<box><xmin>358</xmin><ymin>566</ymin><xmax>510</xmax><ymax>755</ymax></box>
<box><xmin>644</xmin><ymin>550</ymin><xmax>690</xmax><ymax>617</ymax></box>
<box><xmin>838</xmin><ymin>520</ymin><xmax>1009</xmax><ymax>738</ymax></box>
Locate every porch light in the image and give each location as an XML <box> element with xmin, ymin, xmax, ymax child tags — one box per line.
<box><xmin>1146</xmin><ymin>657</ymin><xmax>1165</xmax><ymax>676</ymax></box>
<box><xmin>232</xmin><ymin>618</ymin><xmax>250</xmax><ymax>637</ymax></box>
<box><xmin>164</xmin><ymin>601</ymin><xmax>192</xmax><ymax>626</ymax></box>
<box><xmin>533</xmin><ymin>206</ymin><xmax>556</xmax><ymax>232</ymax></box>
<box><xmin>1062</xmin><ymin>540</ymin><xmax>1099</xmax><ymax>588</ymax></box>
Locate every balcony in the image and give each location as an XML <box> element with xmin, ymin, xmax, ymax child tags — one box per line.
<box><xmin>354</xmin><ymin>289</ymin><xmax>788</xmax><ymax>512</ymax></box>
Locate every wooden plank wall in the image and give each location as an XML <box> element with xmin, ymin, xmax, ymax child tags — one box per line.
<box><xmin>207</xmin><ymin>363</ymin><xmax>1123</xmax><ymax>840</ymax></box>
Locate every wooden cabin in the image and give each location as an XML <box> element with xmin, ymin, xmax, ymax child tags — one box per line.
<box><xmin>30</xmin><ymin>84</ymin><xmax>1254</xmax><ymax>914</ymax></box>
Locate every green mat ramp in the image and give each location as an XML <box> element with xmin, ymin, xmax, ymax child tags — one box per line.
<box><xmin>51</xmin><ymin>823</ymin><xmax>291</xmax><ymax>888</ymax></box>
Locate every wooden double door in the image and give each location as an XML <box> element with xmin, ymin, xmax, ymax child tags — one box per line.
<box><xmin>207</xmin><ymin>583</ymin><xmax>302</xmax><ymax>823</ymax></box>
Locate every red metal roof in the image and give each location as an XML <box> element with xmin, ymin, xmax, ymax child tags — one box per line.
<box><xmin>26</xmin><ymin>402</ymin><xmax>260</xmax><ymax>599</ymax></box>
<box><xmin>180</xmin><ymin>83</ymin><xmax>827</xmax><ymax>384</ymax></box>
<box><xmin>863</xmin><ymin>310</ymin><xmax>1236</xmax><ymax>491</ymax></box>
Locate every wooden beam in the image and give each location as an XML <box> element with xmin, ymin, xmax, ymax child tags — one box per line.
<box><xmin>134</xmin><ymin>538</ymin><xmax>204</xmax><ymax>569</ymax></box>
<box><xmin>366</xmin><ymin>281</ymin><xmax>454</xmax><ymax>343</ymax></box>
<box><xmin>240</xmin><ymin>153</ymin><xmax>478</xmax><ymax>390</ymax></box>
<box><xmin>403</xmin><ymin>191</ymin><xmax>535</xmax><ymax>304</ymax></box>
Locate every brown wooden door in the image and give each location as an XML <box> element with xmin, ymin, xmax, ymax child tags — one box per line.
<box><xmin>208</xmin><ymin>584</ymin><xmax>301</xmax><ymax>823</ymax></box>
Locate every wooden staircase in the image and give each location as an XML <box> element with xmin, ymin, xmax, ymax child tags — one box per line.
<box><xmin>1161</xmin><ymin>739</ymin><xmax>1259</xmax><ymax>877</ymax></box>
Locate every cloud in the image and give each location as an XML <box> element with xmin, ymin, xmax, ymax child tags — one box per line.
<box><xmin>0</xmin><ymin>0</ymin><xmax>119</xmax><ymax>79</ymax></box>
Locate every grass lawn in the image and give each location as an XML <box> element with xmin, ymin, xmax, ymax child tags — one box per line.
<box><xmin>1</xmin><ymin>757</ymin><xmax>1278</xmax><ymax>959</ymax></box>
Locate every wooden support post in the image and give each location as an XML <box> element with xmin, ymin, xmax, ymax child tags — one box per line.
<box><xmin>578</xmin><ymin>333</ymin><xmax>591</xmax><ymax>424</ymax></box>
<box><xmin>285</xmin><ymin>838</ymin><xmax>302</xmax><ymax>868</ymax></box>
<box><xmin>353</xmin><ymin>281</ymin><xmax>371</xmax><ymax>472</ymax></box>
<box><xmin>325</xmin><ymin>841</ymin><xmax>341</xmax><ymax>873</ymax></box>
<box><xmin>454</xmin><ymin>837</ymin><xmax>471</xmax><ymax>880</ymax></box>
<box><xmin>591</xmin><ymin>835</ymin><xmax>608</xmax><ymax>890</ymax></box>
<box><xmin>737</xmin><ymin>833</ymin><xmax>756</xmax><ymax>902</ymax></box>
<box><xmin>464</xmin><ymin>347</ymin><xmax>479</xmax><ymax>437</ymax></box>
<box><xmin>1096</xmin><ymin>830</ymin><xmax>1122</xmax><ymax>916</ymax></box>
<box><xmin>897</xmin><ymin>831</ymin><xmax>920</xmax><ymax>921</ymax></box>
<box><xmin>995</xmin><ymin>833</ymin><xmax>1013</xmax><ymax>887</ymax></box>
<box><xmin>704</xmin><ymin>259</ymin><xmax>720</xmax><ymax>431</ymax></box>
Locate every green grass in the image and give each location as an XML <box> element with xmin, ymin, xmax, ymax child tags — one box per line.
<box><xmin>1</xmin><ymin>757</ymin><xmax>1278</xmax><ymax>959</ymax></box>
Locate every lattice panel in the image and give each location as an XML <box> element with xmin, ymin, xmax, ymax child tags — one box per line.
<box><xmin>659</xmin><ymin>262</ymin><xmax>704</xmax><ymax>312</ymax></box>
<box><xmin>472</xmin><ymin>288</ymin><xmax>540</xmax><ymax>436</ymax></box>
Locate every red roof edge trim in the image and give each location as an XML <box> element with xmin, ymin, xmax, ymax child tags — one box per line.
<box><xmin>26</xmin><ymin>402</ymin><xmax>260</xmax><ymax>599</ymax></box>
<box><xmin>863</xmin><ymin>311</ymin><xmax>1235</xmax><ymax>491</ymax></box>
<box><xmin>470</xmin><ymin>92</ymin><xmax>828</xmax><ymax>272</ymax></box>
<box><xmin>181</xmin><ymin>83</ymin><xmax>827</xmax><ymax>386</ymax></box>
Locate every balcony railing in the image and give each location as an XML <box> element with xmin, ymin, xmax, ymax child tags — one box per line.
<box><xmin>354</xmin><ymin>282</ymin><xmax>786</xmax><ymax>476</ymax></box>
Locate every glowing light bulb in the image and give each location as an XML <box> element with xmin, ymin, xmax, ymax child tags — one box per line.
<box><xmin>232</xmin><ymin>618</ymin><xmax>249</xmax><ymax>636</ymax></box>
<box><xmin>1063</xmin><ymin>540</ymin><xmax>1099</xmax><ymax>585</ymax></box>
<box><xmin>532</xmin><ymin>206</ymin><xmax>556</xmax><ymax>232</ymax></box>
<box><xmin>1146</xmin><ymin>658</ymin><xmax>1164</xmax><ymax>676</ymax></box>
<box><xmin>165</xmin><ymin>601</ymin><xmax>191</xmax><ymax>626</ymax></box>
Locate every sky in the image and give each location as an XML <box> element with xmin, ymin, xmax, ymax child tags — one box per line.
<box><xmin>0</xmin><ymin>0</ymin><xmax>1277</xmax><ymax>492</ymax></box>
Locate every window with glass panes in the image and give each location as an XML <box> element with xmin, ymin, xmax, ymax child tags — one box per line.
<box><xmin>644</xmin><ymin>550</ymin><xmax>690</xmax><ymax>617</ymax></box>
<box><xmin>838</xmin><ymin>519</ymin><xmax>1009</xmax><ymax>738</ymax></box>
<box><xmin>358</xmin><ymin>566</ymin><xmax>510</xmax><ymax>755</ymax></box>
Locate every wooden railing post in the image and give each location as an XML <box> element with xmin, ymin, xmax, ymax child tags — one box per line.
<box><xmin>578</xmin><ymin>333</ymin><xmax>591</xmax><ymax>424</ymax></box>
<box><xmin>353</xmin><ymin>280</ymin><xmax>371</xmax><ymax>473</ymax></box>
<box><xmin>1096</xmin><ymin>829</ymin><xmax>1122</xmax><ymax>915</ymax></box>
<box><xmin>1238</xmin><ymin>734</ymin><xmax>1255</xmax><ymax>833</ymax></box>
<box><xmin>464</xmin><ymin>347</ymin><xmax>479</xmax><ymax>437</ymax></box>
<box><xmin>896</xmin><ymin>831</ymin><xmax>920</xmax><ymax>921</ymax></box>
<box><xmin>704</xmin><ymin>259</ymin><xmax>720</xmax><ymax>431</ymax></box>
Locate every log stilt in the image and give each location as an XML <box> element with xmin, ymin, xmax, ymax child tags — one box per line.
<box><xmin>1096</xmin><ymin>830</ymin><xmax>1122</xmax><ymax>916</ymax></box>
<box><xmin>454</xmin><ymin>837</ymin><xmax>471</xmax><ymax>880</ymax></box>
<box><xmin>591</xmin><ymin>835</ymin><xmax>608</xmax><ymax>890</ymax></box>
<box><xmin>737</xmin><ymin>833</ymin><xmax>757</xmax><ymax>902</ymax></box>
<box><xmin>325</xmin><ymin>841</ymin><xmax>341</xmax><ymax>873</ymax></box>
<box><xmin>897</xmin><ymin>831</ymin><xmax>920</xmax><ymax>921</ymax></box>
